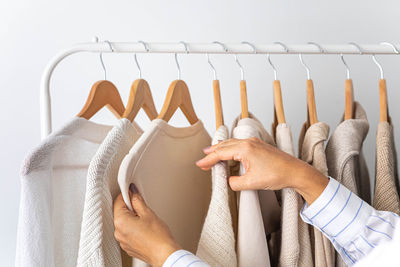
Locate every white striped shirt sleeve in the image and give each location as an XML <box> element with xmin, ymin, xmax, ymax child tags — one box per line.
<box><xmin>162</xmin><ymin>250</ymin><xmax>210</xmax><ymax>267</ymax></box>
<box><xmin>300</xmin><ymin>177</ymin><xmax>400</xmax><ymax>266</ymax></box>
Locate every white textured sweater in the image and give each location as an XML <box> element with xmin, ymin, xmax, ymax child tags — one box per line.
<box><xmin>16</xmin><ymin>118</ymin><xmax>112</xmax><ymax>267</ymax></box>
<box><xmin>77</xmin><ymin>119</ymin><xmax>143</xmax><ymax>267</ymax></box>
<box><xmin>196</xmin><ymin>125</ymin><xmax>237</xmax><ymax>267</ymax></box>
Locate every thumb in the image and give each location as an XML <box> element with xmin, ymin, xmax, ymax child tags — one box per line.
<box><xmin>129</xmin><ymin>183</ymin><xmax>148</xmax><ymax>217</ymax></box>
<box><xmin>228</xmin><ymin>174</ymin><xmax>255</xmax><ymax>191</ymax></box>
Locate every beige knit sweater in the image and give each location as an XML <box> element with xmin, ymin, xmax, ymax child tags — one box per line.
<box><xmin>275</xmin><ymin>123</ymin><xmax>313</xmax><ymax>267</ymax></box>
<box><xmin>196</xmin><ymin>125</ymin><xmax>237</xmax><ymax>267</ymax></box>
<box><xmin>325</xmin><ymin>102</ymin><xmax>370</xmax><ymax>267</ymax></box>
<box><xmin>299</xmin><ymin>122</ymin><xmax>334</xmax><ymax>267</ymax></box>
<box><xmin>373</xmin><ymin>121</ymin><xmax>400</xmax><ymax>214</ymax></box>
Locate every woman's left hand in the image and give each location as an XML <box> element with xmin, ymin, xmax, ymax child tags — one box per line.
<box><xmin>113</xmin><ymin>184</ymin><xmax>181</xmax><ymax>267</ymax></box>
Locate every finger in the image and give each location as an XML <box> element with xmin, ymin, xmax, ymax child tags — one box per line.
<box><xmin>114</xmin><ymin>193</ymin><xmax>129</xmax><ymax>217</ymax></box>
<box><xmin>203</xmin><ymin>138</ymin><xmax>242</xmax><ymax>154</ymax></box>
<box><xmin>196</xmin><ymin>143</ymin><xmax>244</xmax><ymax>170</ymax></box>
<box><xmin>129</xmin><ymin>183</ymin><xmax>149</xmax><ymax>217</ymax></box>
<box><xmin>228</xmin><ymin>174</ymin><xmax>256</xmax><ymax>191</ymax></box>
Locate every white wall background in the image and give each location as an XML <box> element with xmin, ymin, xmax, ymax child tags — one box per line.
<box><xmin>1</xmin><ymin>0</ymin><xmax>400</xmax><ymax>265</ymax></box>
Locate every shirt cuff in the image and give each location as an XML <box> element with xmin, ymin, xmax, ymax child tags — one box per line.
<box><xmin>162</xmin><ymin>250</ymin><xmax>208</xmax><ymax>267</ymax></box>
<box><xmin>300</xmin><ymin>177</ymin><xmax>374</xmax><ymax>247</ymax></box>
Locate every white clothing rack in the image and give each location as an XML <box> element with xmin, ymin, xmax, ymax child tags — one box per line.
<box><xmin>40</xmin><ymin>42</ymin><xmax>400</xmax><ymax>139</ymax></box>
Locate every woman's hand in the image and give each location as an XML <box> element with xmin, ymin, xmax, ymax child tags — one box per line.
<box><xmin>196</xmin><ymin>137</ymin><xmax>329</xmax><ymax>205</ymax></box>
<box><xmin>113</xmin><ymin>184</ymin><xmax>181</xmax><ymax>267</ymax></box>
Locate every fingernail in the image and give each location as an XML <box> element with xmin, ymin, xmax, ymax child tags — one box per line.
<box><xmin>203</xmin><ymin>146</ymin><xmax>211</xmax><ymax>152</ymax></box>
<box><xmin>195</xmin><ymin>159</ymin><xmax>202</xmax><ymax>165</ymax></box>
<box><xmin>129</xmin><ymin>183</ymin><xmax>139</xmax><ymax>194</ymax></box>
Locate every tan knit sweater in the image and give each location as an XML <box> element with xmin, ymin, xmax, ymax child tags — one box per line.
<box><xmin>299</xmin><ymin>122</ymin><xmax>334</xmax><ymax>267</ymax></box>
<box><xmin>373</xmin><ymin>121</ymin><xmax>400</xmax><ymax>214</ymax></box>
<box><xmin>275</xmin><ymin>123</ymin><xmax>313</xmax><ymax>267</ymax></box>
<box><xmin>325</xmin><ymin>102</ymin><xmax>370</xmax><ymax>267</ymax></box>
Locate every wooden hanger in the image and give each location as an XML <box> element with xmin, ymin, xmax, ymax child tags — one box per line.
<box><xmin>340</xmin><ymin>54</ymin><xmax>354</xmax><ymax>120</ymax></box>
<box><xmin>233</xmin><ymin>54</ymin><xmax>249</xmax><ymax>119</ymax></box>
<box><xmin>306</xmin><ymin>79</ymin><xmax>318</xmax><ymax>126</ymax></box>
<box><xmin>157</xmin><ymin>46</ymin><xmax>198</xmax><ymax>125</ymax></box>
<box><xmin>299</xmin><ymin>53</ymin><xmax>318</xmax><ymax>126</ymax></box>
<box><xmin>372</xmin><ymin>55</ymin><xmax>388</xmax><ymax>122</ymax></box>
<box><xmin>273</xmin><ymin>80</ymin><xmax>286</xmax><ymax>125</ymax></box>
<box><xmin>77</xmin><ymin>80</ymin><xmax>125</xmax><ymax>119</ymax></box>
<box><xmin>267</xmin><ymin>53</ymin><xmax>286</xmax><ymax>126</ymax></box>
<box><xmin>379</xmin><ymin>78</ymin><xmax>388</xmax><ymax>122</ymax></box>
<box><xmin>302</xmin><ymin>43</ymin><xmax>325</xmax><ymax>127</ymax></box>
<box><xmin>157</xmin><ymin>79</ymin><xmax>199</xmax><ymax>124</ymax></box>
<box><xmin>122</xmin><ymin>48</ymin><xmax>158</xmax><ymax>122</ymax></box>
<box><xmin>344</xmin><ymin>79</ymin><xmax>354</xmax><ymax>120</ymax></box>
<box><xmin>240</xmin><ymin>80</ymin><xmax>249</xmax><ymax>119</ymax></box>
<box><xmin>213</xmin><ymin>80</ymin><xmax>224</xmax><ymax>129</ymax></box>
<box><xmin>78</xmin><ymin>40</ymin><xmax>125</xmax><ymax>120</ymax></box>
<box><xmin>122</xmin><ymin>78</ymin><xmax>158</xmax><ymax>121</ymax></box>
<box><xmin>206</xmin><ymin>51</ymin><xmax>224</xmax><ymax>129</ymax></box>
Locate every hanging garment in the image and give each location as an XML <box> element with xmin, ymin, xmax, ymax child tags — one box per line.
<box><xmin>274</xmin><ymin>123</ymin><xmax>313</xmax><ymax>267</ymax></box>
<box><xmin>373</xmin><ymin>120</ymin><xmax>400</xmax><ymax>214</ymax></box>
<box><xmin>325</xmin><ymin>102</ymin><xmax>371</xmax><ymax>203</ymax></box>
<box><xmin>196</xmin><ymin>125</ymin><xmax>237</xmax><ymax>267</ymax></box>
<box><xmin>231</xmin><ymin>115</ymin><xmax>281</xmax><ymax>267</ymax></box>
<box><xmin>118</xmin><ymin>119</ymin><xmax>212</xmax><ymax>266</ymax></box>
<box><xmin>16</xmin><ymin>118</ymin><xmax>113</xmax><ymax>267</ymax></box>
<box><xmin>298</xmin><ymin>121</ymin><xmax>335</xmax><ymax>267</ymax></box>
<box><xmin>325</xmin><ymin>102</ymin><xmax>370</xmax><ymax>267</ymax></box>
<box><xmin>77</xmin><ymin>119</ymin><xmax>143</xmax><ymax>267</ymax></box>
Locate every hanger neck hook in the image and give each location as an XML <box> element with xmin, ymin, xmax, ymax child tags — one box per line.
<box><xmin>377</xmin><ymin>42</ymin><xmax>400</xmax><ymax>79</ymax></box>
<box><xmin>298</xmin><ymin>54</ymin><xmax>311</xmax><ymax>80</ymax></box>
<box><xmin>206</xmin><ymin>54</ymin><xmax>217</xmax><ymax>80</ymax></box>
<box><xmin>372</xmin><ymin>55</ymin><xmax>384</xmax><ymax>79</ymax></box>
<box><xmin>234</xmin><ymin>41</ymin><xmax>256</xmax><ymax>81</ymax></box>
<box><xmin>267</xmin><ymin>42</ymin><xmax>289</xmax><ymax>80</ymax></box>
<box><xmin>380</xmin><ymin>42</ymin><xmax>400</xmax><ymax>54</ymax></box>
<box><xmin>340</xmin><ymin>54</ymin><xmax>351</xmax><ymax>79</ymax></box>
<box><xmin>267</xmin><ymin>54</ymin><xmax>277</xmax><ymax>80</ymax></box>
<box><xmin>96</xmin><ymin>38</ymin><xmax>114</xmax><ymax>80</ymax></box>
<box><xmin>134</xmin><ymin>40</ymin><xmax>149</xmax><ymax>79</ymax></box>
<box><xmin>298</xmin><ymin>42</ymin><xmax>324</xmax><ymax>80</ymax></box>
<box><xmin>175</xmin><ymin>41</ymin><xmax>189</xmax><ymax>80</ymax></box>
<box><xmin>208</xmin><ymin>41</ymin><xmax>228</xmax><ymax>80</ymax></box>
<box><xmin>347</xmin><ymin>42</ymin><xmax>363</xmax><ymax>80</ymax></box>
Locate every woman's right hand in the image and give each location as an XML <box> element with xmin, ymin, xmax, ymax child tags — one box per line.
<box><xmin>196</xmin><ymin>137</ymin><xmax>329</xmax><ymax>205</ymax></box>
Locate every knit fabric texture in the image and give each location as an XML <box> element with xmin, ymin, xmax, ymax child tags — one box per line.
<box><xmin>196</xmin><ymin>125</ymin><xmax>237</xmax><ymax>267</ymax></box>
<box><xmin>373</xmin><ymin>121</ymin><xmax>400</xmax><ymax>214</ymax></box>
<box><xmin>275</xmin><ymin>123</ymin><xmax>312</xmax><ymax>267</ymax></box>
<box><xmin>325</xmin><ymin>102</ymin><xmax>371</xmax><ymax>202</ymax></box>
<box><xmin>77</xmin><ymin>119</ymin><xmax>143</xmax><ymax>267</ymax></box>
<box><xmin>325</xmin><ymin>102</ymin><xmax>370</xmax><ymax>267</ymax></box>
<box><xmin>16</xmin><ymin>118</ymin><xmax>113</xmax><ymax>267</ymax></box>
<box><xmin>299</xmin><ymin>121</ymin><xmax>334</xmax><ymax>267</ymax></box>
